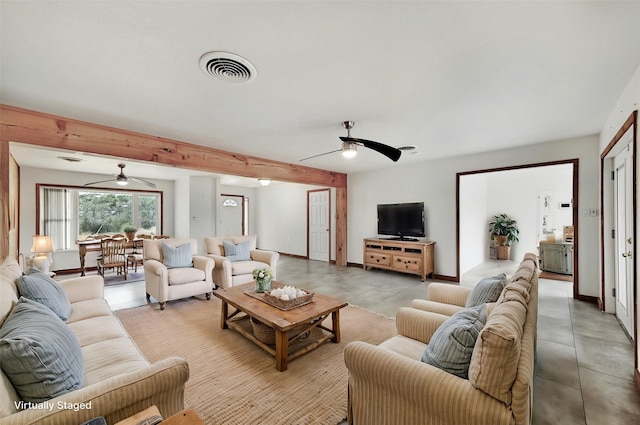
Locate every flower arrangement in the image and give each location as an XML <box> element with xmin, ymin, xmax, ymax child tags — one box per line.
<box><xmin>252</xmin><ymin>267</ymin><xmax>273</xmax><ymax>293</ymax></box>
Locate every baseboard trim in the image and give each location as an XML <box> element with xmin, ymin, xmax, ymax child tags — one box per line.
<box><xmin>577</xmin><ymin>294</ymin><xmax>599</xmax><ymax>305</ymax></box>
<box><xmin>278</xmin><ymin>252</ymin><xmax>308</xmax><ymax>260</ymax></box>
<box><xmin>435</xmin><ymin>274</ymin><xmax>457</xmax><ymax>282</ymax></box>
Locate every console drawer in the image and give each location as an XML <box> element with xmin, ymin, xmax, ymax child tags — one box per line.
<box><xmin>366</xmin><ymin>252</ymin><xmax>391</xmax><ymax>267</ymax></box>
<box><xmin>392</xmin><ymin>256</ymin><xmax>421</xmax><ymax>272</ymax></box>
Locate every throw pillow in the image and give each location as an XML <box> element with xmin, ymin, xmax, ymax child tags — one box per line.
<box><xmin>421</xmin><ymin>304</ymin><xmax>487</xmax><ymax>378</ymax></box>
<box><xmin>465</xmin><ymin>273</ymin><xmax>507</xmax><ymax>307</ymax></box>
<box><xmin>223</xmin><ymin>240</ymin><xmax>251</xmax><ymax>262</ymax></box>
<box><xmin>18</xmin><ymin>269</ymin><xmax>72</xmax><ymax>321</ymax></box>
<box><xmin>0</xmin><ymin>297</ymin><xmax>84</xmax><ymax>402</ymax></box>
<box><xmin>161</xmin><ymin>242</ymin><xmax>193</xmax><ymax>268</ymax></box>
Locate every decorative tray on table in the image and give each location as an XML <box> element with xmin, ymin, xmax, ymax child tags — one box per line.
<box><xmin>244</xmin><ymin>282</ymin><xmax>314</xmax><ymax>311</ymax></box>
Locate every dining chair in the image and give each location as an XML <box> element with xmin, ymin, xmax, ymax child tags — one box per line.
<box><xmin>97</xmin><ymin>237</ymin><xmax>128</xmax><ymax>280</ymax></box>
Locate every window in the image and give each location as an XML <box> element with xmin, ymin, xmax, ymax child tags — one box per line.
<box><xmin>38</xmin><ymin>185</ymin><xmax>162</xmax><ymax>250</ymax></box>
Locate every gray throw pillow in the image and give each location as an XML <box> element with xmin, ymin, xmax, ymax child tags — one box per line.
<box><xmin>465</xmin><ymin>273</ymin><xmax>507</xmax><ymax>307</ymax></box>
<box><xmin>0</xmin><ymin>297</ymin><xmax>84</xmax><ymax>402</ymax></box>
<box><xmin>18</xmin><ymin>269</ymin><xmax>72</xmax><ymax>321</ymax></box>
<box><xmin>223</xmin><ymin>240</ymin><xmax>251</xmax><ymax>262</ymax></box>
<box><xmin>161</xmin><ymin>242</ymin><xmax>193</xmax><ymax>268</ymax></box>
<box><xmin>421</xmin><ymin>304</ymin><xmax>487</xmax><ymax>378</ymax></box>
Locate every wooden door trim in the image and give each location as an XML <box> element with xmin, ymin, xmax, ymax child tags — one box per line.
<box><xmin>457</xmin><ymin>158</ymin><xmax>580</xmax><ymax>300</ymax></box>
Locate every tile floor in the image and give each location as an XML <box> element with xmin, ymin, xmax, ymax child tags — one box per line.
<box><xmin>100</xmin><ymin>256</ymin><xmax>640</xmax><ymax>424</ymax></box>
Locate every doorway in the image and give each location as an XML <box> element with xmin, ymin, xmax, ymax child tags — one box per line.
<box><xmin>307</xmin><ymin>189</ymin><xmax>330</xmax><ymax>262</ymax></box>
<box><xmin>457</xmin><ymin>159</ymin><xmax>579</xmax><ymax>298</ymax></box>
<box><xmin>220</xmin><ymin>194</ymin><xmax>247</xmax><ymax>236</ymax></box>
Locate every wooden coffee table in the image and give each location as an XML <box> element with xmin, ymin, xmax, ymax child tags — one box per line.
<box><xmin>213</xmin><ymin>282</ymin><xmax>348</xmax><ymax>371</ymax></box>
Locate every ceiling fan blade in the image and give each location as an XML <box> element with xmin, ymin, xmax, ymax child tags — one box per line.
<box><xmin>130</xmin><ymin>177</ymin><xmax>157</xmax><ymax>189</ymax></box>
<box><xmin>83</xmin><ymin>179</ymin><xmax>117</xmax><ymax>187</ymax></box>
<box><xmin>340</xmin><ymin>137</ymin><xmax>402</xmax><ymax>162</ymax></box>
<box><xmin>299</xmin><ymin>149</ymin><xmax>342</xmax><ymax>162</ymax></box>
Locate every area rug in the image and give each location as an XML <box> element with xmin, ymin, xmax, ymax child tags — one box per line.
<box><xmin>115</xmin><ymin>296</ymin><xmax>397</xmax><ymax>425</ymax></box>
<box><xmin>103</xmin><ymin>271</ymin><xmax>144</xmax><ymax>286</ymax></box>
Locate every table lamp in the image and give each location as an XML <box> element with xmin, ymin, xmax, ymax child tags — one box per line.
<box><xmin>31</xmin><ymin>235</ymin><xmax>54</xmax><ymax>274</ymax></box>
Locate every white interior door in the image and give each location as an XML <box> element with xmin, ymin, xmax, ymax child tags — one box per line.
<box><xmin>220</xmin><ymin>195</ymin><xmax>244</xmax><ymax>236</ymax></box>
<box><xmin>614</xmin><ymin>141</ymin><xmax>634</xmax><ymax>336</ymax></box>
<box><xmin>308</xmin><ymin>189</ymin><xmax>330</xmax><ymax>262</ymax></box>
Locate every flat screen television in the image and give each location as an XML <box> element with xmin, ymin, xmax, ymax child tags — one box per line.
<box><xmin>377</xmin><ymin>202</ymin><xmax>425</xmax><ymax>240</ymax></box>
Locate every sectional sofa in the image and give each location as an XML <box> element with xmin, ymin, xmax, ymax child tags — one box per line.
<box><xmin>345</xmin><ymin>253</ymin><xmax>538</xmax><ymax>425</ymax></box>
<box><xmin>0</xmin><ymin>257</ymin><xmax>189</xmax><ymax>425</ymax></box>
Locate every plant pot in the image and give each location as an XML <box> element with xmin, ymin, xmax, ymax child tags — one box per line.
<box><xmin>495</xmin><ymin>235</ymin><xmax>508</xmax><ymax>246</ymax></box>
<box><xmin>125</xmin><ymin>231</ymin><xmax>136</xmax><ymax>242</ymax></box>
<box><xmin>496</xmin><ymin>246</ymin><xmax>510</xmax><ymax>260</ymax></box>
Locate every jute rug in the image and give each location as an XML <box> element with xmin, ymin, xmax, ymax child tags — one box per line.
<box><xmin>115</xmin><ymin>296</ymin><xmax>397</xmax><ymax>425</ymax></box>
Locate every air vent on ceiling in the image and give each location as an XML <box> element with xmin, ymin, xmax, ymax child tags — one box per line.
<box><xmin>199</xmin><ymin>51</ymin><xmax>257</xmax><ymax>84</ymax></box>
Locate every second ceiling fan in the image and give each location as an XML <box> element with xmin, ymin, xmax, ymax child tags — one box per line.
<box><xmin>83</xmin><ymin>163</ymin><xmax>157</xmax><ymax>189</ymax></box>
<box><xmin>300</xmin><ymin>121</ymin><xmax>402</xmax><ymax>162</ymax></box>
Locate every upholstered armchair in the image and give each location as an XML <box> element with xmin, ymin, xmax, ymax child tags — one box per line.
<box><xmin>143</xmin><ymin>238</ymin><xmax>214</xmax><ymax>310</ymax></box>
<box><xmin>203</xmin><ymin>235</ymin><xmax>279</xmax><ymax>289</ymax></box>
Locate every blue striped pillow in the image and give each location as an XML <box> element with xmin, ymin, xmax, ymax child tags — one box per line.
<box><xmin>0</xmin><ymin>297</ymin><xmax>84</xmax><ymax>402</ymax></box>
<box><xmin>161</xmin><ymin>242</ymin><xmax>193</xmax><ymax>268</ymax></box>
<box><xmin>421</xmin><ymin>304</ymin><xmax>487</xmax><ymax>378</ymax></box>
<box><xmin>223</xmin><ymin>240</ymin><xmax>251</xmax><ymax>262</ymax></box>
<box><xmin>465</xmin><ymin>273</ymin><xmax>507</xmax><ymax>307</ymax></box>
<box><xmin>18</xmin><ymin>270</ymin><xmax>72</xmax><ymax>321</ymax></box>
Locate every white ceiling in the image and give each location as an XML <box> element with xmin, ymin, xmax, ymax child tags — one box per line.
<box><xmin>2</xmin><ymin>1</ymin><xmax>640</xmax><ymax>177</ymax></box>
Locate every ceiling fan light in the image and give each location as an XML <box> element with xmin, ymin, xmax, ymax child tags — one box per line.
<box><xmin>342</xmin><ymin>142</ymin><xmax>357</xmax><ymax>158</ymax></box>
<box><xmin>116</xmin><ymin>180</ymin><xmax>128</xmax><ymax>186</ymax></box>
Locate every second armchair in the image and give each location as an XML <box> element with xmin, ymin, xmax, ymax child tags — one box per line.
<box><xmin>204</xmin><ymin>235</ymin><xmax>279</xmax><ymax>289</ymax></box>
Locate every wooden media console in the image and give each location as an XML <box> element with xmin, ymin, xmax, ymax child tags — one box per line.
<box><xmin>363</xmin><ymin>238</ymin><xmax>435</xmax><ymax>281</ymax></box>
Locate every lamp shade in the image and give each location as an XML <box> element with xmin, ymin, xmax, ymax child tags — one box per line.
<box><xmin>31</xmin><ymin>235</ymin><xmax>54</xmax><ymax>254</ymax></box>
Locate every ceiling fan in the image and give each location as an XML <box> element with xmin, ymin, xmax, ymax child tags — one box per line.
<box><xmin>300</xmin><ymin>121</ymin><xmax>402</xmax><ymax>162</ymax></box>
<box><xmin>83</xmin><ymin>163</ymin><xmax>157</xmax><ymax>189</ymax></box>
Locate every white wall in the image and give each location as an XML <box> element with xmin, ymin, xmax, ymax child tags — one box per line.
<box><xmin>188</xmin><ymin>176</ymin><xmax>218</xmax><ymax>253</ymax></box>
<box><xmin>18</xmin><ymin>166</ymin><xmax>174</xmax><ymax>271</ymax></box>
<box><xmin>174</xmin><ymin>176</ymin><xmax>191</xmax><ymax>238</ymax></box>
<box><xmin>349</xmin><ymin>134</ymin><xmax>600</xmax><ymax>297</ymax></box>
<box><xmin>256</xmin><ymin>182</ymin><xmax>334</xmax><ymax>258</ymax></box>
<box><xmin>459</xmin><ymin>173</ymin><xmax>488</xmax><ymax>274</ymax></box>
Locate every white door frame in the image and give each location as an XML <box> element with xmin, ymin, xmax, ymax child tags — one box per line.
<box><xmin>613</xmin><ymin>140</ymin><xmax>634</xmax><ymax>335</ymax></box>
<box><xmin>600</xmin><ymin>111</ymin><xmax>637</xmax><ymax>380</ymax></box>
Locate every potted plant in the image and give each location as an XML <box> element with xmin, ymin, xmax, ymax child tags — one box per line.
<box><xmin>122</xmin><ymin>225</ymin><xmax>137</xmax><ymax>242</ymax></box>
<box><xmin>488</xmin><ymin>214</ymin><xmax>519</xmax><ymax>260</ymax></box>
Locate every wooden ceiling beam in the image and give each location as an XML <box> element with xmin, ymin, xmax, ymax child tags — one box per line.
<box><xmin>0</xmin><ymin>104</ymin><xmax>347</xmax><ymax>188</ymax></box>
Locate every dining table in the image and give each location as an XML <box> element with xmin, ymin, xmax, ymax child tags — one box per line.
<box><xmin>77</xmin><ymin>238</ymin><xmax>144</xmax><ymax>276</ymax></box>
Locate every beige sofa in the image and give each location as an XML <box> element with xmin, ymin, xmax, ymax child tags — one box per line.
<box><xmin>204</xmin><ymin>235</ymin><xmax>279</xmax><ymax>289</ymax></box>
<box><xmin>0</xmin><ymin>257</ymin><xmax>189</xmax><ymax>425</ymax></box>
<box><xmin>344</xmin><ymin>253</ymin><xmax>538</xmax><ymax>425</ymax></box>
<box><xmin>143</xmin><ymin>238</ymin><xmax>214</xmax><ymax>310</ymax></box>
